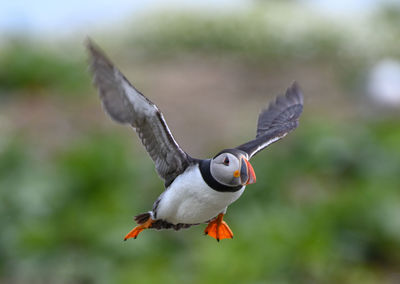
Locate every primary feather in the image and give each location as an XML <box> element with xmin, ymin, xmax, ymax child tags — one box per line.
<box><xmin>236</xmin><ymin>82</ymin><xmax>303</xmax><ymax>158</ymax></box>
<box><xmin>87</xmin><ymin>39</ymin><xmax>192</xmax><ymax>186</ymax></box>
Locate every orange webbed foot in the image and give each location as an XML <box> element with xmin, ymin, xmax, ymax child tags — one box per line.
<box><xmin>124</xmin><ymin>217</ymin><xmax>154</xmax><ymax>241</ymax></box>
<box><xmin>204</xmin><ymin>213</ymin><xmax>234</xmax><ymax>241</ymax></box>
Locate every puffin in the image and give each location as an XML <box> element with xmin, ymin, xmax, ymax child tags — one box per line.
<box><xmin>87</xmin><ymin>40</ymin><xmax>304</xmax><ymax>241</ymax></box>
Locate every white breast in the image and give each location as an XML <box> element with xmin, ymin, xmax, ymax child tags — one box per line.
<box><xmin>154</xmin><ymin>165</ymin><xmax>245</xmax><ymax>224</ymax></box>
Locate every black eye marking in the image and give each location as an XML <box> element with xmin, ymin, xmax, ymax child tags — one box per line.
<box><xmin>223</xmin><ymin>157</ymin><xmax>230</xmax><ymax>166</ymax></box>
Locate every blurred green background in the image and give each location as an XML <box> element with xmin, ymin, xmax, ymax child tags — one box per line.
<box><xmin>1</xmin><ymin>1</ymin><xmax>400</xmax><ymax>283</ymax></box>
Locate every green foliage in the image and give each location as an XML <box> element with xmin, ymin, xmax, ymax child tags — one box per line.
<box><xmin>1</xmin><ymin>121</ymin><xmax>399</xmax><ymax>283</ymax></box>
<box><xmin>0</xmin><ymin>40</ymin><xmax>90</xmax><ymax>96</ymax></box>
<box><xmin>128</xmin><ymin>4</ymin><xmax>400</xmax><ymax>65</ymax></box>
<box><xmin>130</xmin><ymin>10</ymin><xmax>344</xmax><ymax>64</ymax></box>
<box><xmin>124</xmin><ymin>5</ymin><xmax>399</xmax><ymax>93</ymax></box>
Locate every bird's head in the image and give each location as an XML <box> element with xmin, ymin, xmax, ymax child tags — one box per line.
<box><xmin>210</xmin><ymin>149</ymin><xmax>256</xmax><ymax>187</ymax></box>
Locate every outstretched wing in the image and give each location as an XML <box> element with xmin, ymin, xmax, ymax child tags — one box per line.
<box><xmin>87</xmin><ymin>39</ymin><xmax>192</xmax><ymax>186</ymax></box>
<box><xmin>236</xmin><ymin>82</ymin><xmax>303</xmax><ymax>159</ymax></box>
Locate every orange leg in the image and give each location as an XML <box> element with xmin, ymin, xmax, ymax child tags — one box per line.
<box><xmin>124</xmin><ymin>218</ymin><xmax>154</xmax><ymax>241</ymax></box>
<box><xmin>204</xmin><ymin>213</ymin><xmax>234</xmax><ymax>241</ymax></box>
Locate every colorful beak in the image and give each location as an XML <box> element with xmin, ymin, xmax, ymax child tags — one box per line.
<box><xmin>241</xmin><ymin>157</ymin><xmax>256</xmax><ymax>185</ymax></box>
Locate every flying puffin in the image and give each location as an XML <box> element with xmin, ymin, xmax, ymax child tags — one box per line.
<box><xmin>87</xmin><ymin>40</ymin><xmax>304</xmax><ymax>241</ymax></box>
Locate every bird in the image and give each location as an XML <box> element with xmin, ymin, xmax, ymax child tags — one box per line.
<box><xmin>86</xmin><ymin>39</ymin><xmax>304</xmax><ymax>241</ymax></box>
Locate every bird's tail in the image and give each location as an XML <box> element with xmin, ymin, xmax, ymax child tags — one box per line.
<box><xmin>134</xmin><ymin>212</ymin><xmax>152</xmax><ymax>225</ymax></box>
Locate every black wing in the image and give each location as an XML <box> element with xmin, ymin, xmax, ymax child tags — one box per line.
<box><xmin>87</xmin><ymin>39</ymin><xmax>192</xmax><ymax>186</ymax></box>
<box><xmin>236</xmin><ymin>82</ymin><xmax>303</xmax><ymax>159</ymax></box>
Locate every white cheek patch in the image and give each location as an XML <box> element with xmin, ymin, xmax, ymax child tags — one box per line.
<box><xmin>210</xmin><ymin>154</ymin><xmax>241</xmax><ymax>187</ymax></box>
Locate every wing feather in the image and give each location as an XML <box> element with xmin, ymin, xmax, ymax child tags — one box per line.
<box><xmin>87</xmin><ymin>39</ymin><xmax>192</xmax><ymax>186</ymax></box>
<box><xmin>236</xmin><ymin>82</ymin><xmax>303</xmax><ymax>158</ymax></box>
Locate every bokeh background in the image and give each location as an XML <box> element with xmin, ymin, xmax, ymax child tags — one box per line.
<box><xmin>1</xmin><ymin>0</ymin><xmax>400</xmax><ymax>283</ymax></box>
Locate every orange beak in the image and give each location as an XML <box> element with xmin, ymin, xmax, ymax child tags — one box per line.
<box><xmin>244</xmin><ymin>158</ymin><xmax>256</xmax><ymax>185</ymax></box>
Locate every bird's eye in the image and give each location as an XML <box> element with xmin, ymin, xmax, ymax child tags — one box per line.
<box><xmin>223</xmin><ymin>157</ymin><xmax>230</xmax><ymax>166</ymax></box>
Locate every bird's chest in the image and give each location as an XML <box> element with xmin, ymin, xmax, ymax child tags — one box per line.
<box><xmin>154</xmin><ymin>165</ymin><xmax>245</xmax><ymax>224</ymax></box>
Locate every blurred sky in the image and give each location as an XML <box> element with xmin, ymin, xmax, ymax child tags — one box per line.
<box><xmin>0</xmin><ymin>0</ymin><xmax>397</xmax><ymax>37</ymax></box>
